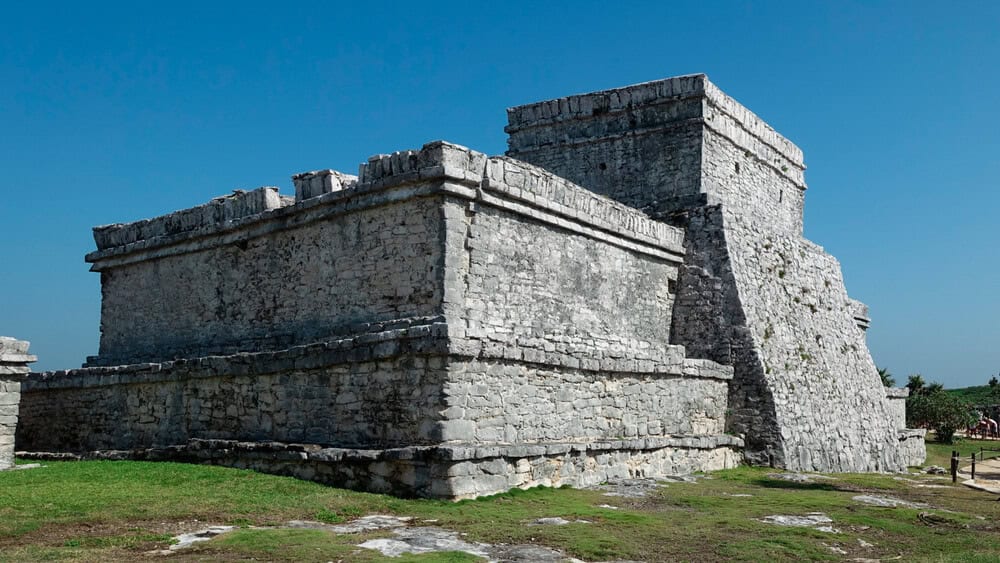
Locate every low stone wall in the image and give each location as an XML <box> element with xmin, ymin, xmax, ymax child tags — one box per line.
<box><xmin>0</xmin><ymin>337</ymin><xmax>36</xmax><ymax>470</ymax></box>
<box><xmin>885</xmin><ymin>387</ymin><xmax>909</xmax><ymax>430</ymax></box>
<box><xmin>898</xmin><ymin>429</ymin><xmax>927</xmax><ymax>468</ymax></box>
<box><xmin>19</xmin><ymin>436</ymin><xmax>742</xmax><ymax>499</ymax></box>
<box><xmin>19</xmin><ymin>329</ymin><xmax>452</xmax><ymax>452</ymax></box>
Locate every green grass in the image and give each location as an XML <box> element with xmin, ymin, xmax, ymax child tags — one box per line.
<box><xmin>3</xmin><ymin>450</ymin><xmax>1000</xmax><ymax>562</ymax></box>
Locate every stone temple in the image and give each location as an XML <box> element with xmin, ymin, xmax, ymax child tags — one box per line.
<box><xmin>14</xmin><ymin>75</ymin><xmax>925</xmax><ymax>497</ymax></box>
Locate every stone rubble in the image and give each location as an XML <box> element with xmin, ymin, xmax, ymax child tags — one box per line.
<box><xmin>759</xmin><ymin>513</ymin><xmax>840</xmax><ymax>533</ymax></box>
<box><xmin>530</xmin><ymin>517</ymin><xmax>591</xmax><ymax>526</ymax></box>
<box><xmin>147</xmin><ymin>525</ymin><xmax>235</xmax><ymax>555</ymax></box>
<box><xmin>151</xmin><ymin>515</ymin><xmax>628</xmax><ymax>563</ymax></box>
<box><xmin>287</xmin><ymin>515</ymin><xmax>411</xmax><ymax>534</ymax></box>
<box><xmin>766</xmin><ymin>472</ymin><xmax>835</xmax><ymax>483</ymax></box>
<box><xmin>358</xmin><ymin>527</ymin><xmax>492</xmax><ymax>559</ymax></box>
<box><xmin>852</xmin><ymin>495</ymin><xmax>928</xmax><ymax>509</ymax></box>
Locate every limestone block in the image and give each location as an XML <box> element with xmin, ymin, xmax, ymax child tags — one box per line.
<box><xmin>291</xmin><ymin>169</ymin><xmax>357</xmax><ymax>202</ymax></box>
<box><xmin>0</xmin><ymin>337</ymin><xmax>34</xmax><ymax>471</ymax></box>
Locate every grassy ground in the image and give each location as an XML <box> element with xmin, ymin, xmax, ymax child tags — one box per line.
<box><xmin>3</xmin><ymin>441</ymin><xmax>1000</xmax><ymax>562</ymax></box>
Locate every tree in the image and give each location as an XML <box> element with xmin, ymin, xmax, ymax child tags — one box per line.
<box><xmin>906</xmin><ymin>374</ymin><xmax>926</xmax><ymax>396</ymax></box>
<box><xmin>906</xmin><ymin>383</ymin><xmax>976</xmax><ymax>443</ymax></box>
<box><xmin>878</xmin><ymin>367</ymin><xmax>895</xmax><ymax>388</ymax></box>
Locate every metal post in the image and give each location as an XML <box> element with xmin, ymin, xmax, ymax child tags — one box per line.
<box><xmin>972</xmin><ymin>452</ymin><xmax>977</xmax><ymax>480</ymax></box>
<box><xmin>952</xmin><ymin>450</ymin><xmax>959</xmax><ymax>483</ymax></box>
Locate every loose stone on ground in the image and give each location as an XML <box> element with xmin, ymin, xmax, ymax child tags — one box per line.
<box><xmin>287</xmin><ymin>514</ymin><xmax>412</xmax><ymax>533</ymax></box>
<box><xmin>147</xmin><ymin>526</ymin><xmax>235</xmax><ymax>555</ymax></box>
<box><xmin>358</xmin><ymin>527</ymin><xmax>491</xmax><ymax>559</ymax></box>
<box><xmin>759</xmin><ymin>513</ymin><xmax>840</xmax><ymax>533</ymax></box>
<box><xmin>766</xmin><ymin>472</ymin><xmax>835</xmax><ymax>483</ymax></box>
<box><xmin>589</xmin><ymin>475</ymin><xmax>705</xmax><ymax>498</ymax></box>
<box><xmin>852</xmin><ymin>495</ymin><xmax>928</xmax><ymax>509</ymax></box>
<box><xmin>530</xmin><ymin>517</ymin><xmax>591</xmax><ymax>526</ymax></box>
<box><xmin>154</xmin><ymin>514</ymin><xmax>617</xmax><ymax>562</ymax></box>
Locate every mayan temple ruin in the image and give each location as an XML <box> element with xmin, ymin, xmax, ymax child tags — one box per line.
<box><xmin>13</xmin><ymin>74</ymin><xmax>925</xmax><ymax>498</ymax></box>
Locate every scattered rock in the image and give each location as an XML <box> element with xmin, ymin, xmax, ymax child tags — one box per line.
<box><xmin>359</xmin><ymin>527</ymin><xmax>491</xmax><ymax>559</ymax></box>
<box><xmin>852</xmin><ymin>495</ymin><xmax>927</xmax><ymax>509</ymax></box>
<box><xmin>759</xmin><ymin>513</ymin><xmax>839</xmax><ymax>533</ymax></box>
<box><xmin>530</xmin><ymin>517</ymin><xmax>591</xmax><ymax>526</ymax></box>
<box><xmin>659</xmin><ymin>474</ymin><xmax>706</xmax><ymax>483</ymax></box>
<box><xmin>288</xmin><ymin>514</ymin><xmax>412</xmax><ymax>534</ymax></box>
<box><xmin>592</xmin><ymin>478</ymin><xmax>667</xmax><ymax>498</ymax></box>
<box><xmin>923</xmin><ymin>465</ymin><xmax>947</xmax><ymax>475</ymax></box>
<box><xmin>913</xmin><ymin>484</ymin><xmax>951</xmax><ymax>489</ymax></box>
<box><xmin>767</xmin><ymin>472</ymin><xmax>834</xmax><ymax>483</ymax></box>
<box><xmin>722</xmin><ymin>493</ymin><xmax>753</xmax><ymax>498</ymax></box>
<box><xmin>148</xmin><ymin>525</ymin><xmax>236</xmax><ymax>554</ymax></box>
<box><xmin>823</xmin><ymin>542</ymin><xmax>848</xmax><ymax>555</ymax></box>
<box><xmin>858</xmin><ymin>538</ymin><xmax>874</xmax><ymax>548</ymax></box>
<box><xmin>596</xmin><ymin>504</ymin><xmax>619</xmax><ymax>510</ymax></box>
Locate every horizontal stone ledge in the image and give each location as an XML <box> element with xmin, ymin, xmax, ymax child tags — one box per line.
<box><xmin>17</xmin><ymin>434</ymin><xmax>744</xmax><ymax>465</ymax></box>
<box><xmin>506</xmin><ymin>76</ymin><xmax>803</xmax><ymax>167</ymax></box>
<box><xmin>505</xmin><ymin>74</ymin><xmax>709</xmax><ymax>132</ymax></box>
<box><xmin>450</xmin><ymin>338</ymin><xmax>733</xmax><ymax>380</ymax></box>
<box><xmin>86</xmin><ymin>181</ymin><xmax>470</xmax><ymax>268</ymax></box>
<box><xmin>87</xmin><ymin>176</ymin><xmax>681</xmax><ymax>271</ymax></box>
<box><xmin>25</xmin><ymin>327</ymin><xmax>453</xmax><ymax>391</ymax></box>
<box><xmin>885</xmin><ymin>387</ymin><xmax>909</xmax><ymax>399</ymax></box>
<box><xmin>0</xmin><ymin>366</ymin><xmax>32</xmax><ymax>376</ymax></box>
<box><xmin>475</xmin><ymin>189</ymin><xmax>683</xmax><ymax>262</ymax></box>
<box><xmin>0</xmin><ymin>353</ymin><xmax>38</xmax><ymax>363</ymax></box>
<box><xmin>25</xmin><ymin>329</ymin><xmax>731</xmax><ymax>392</ymax></box>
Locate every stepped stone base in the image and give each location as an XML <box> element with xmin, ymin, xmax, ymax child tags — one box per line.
<box><xmin>18</xmin><ymin>327</ymin><xmax>740</xmax><ymax>498</ymax></box>
<box><xmin>18</xmin><ymin>436</ymin><xmax>742</xmax><ymax>499</ymax></box>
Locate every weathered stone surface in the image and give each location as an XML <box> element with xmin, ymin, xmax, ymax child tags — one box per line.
<box><xmin>507</xmin><ymin>73</ymin><xmax>923</xmax><ymax>472</ymax></box>
<box><xmin>0</xmin><ymin>337</ymin><xmax>34</xmax><ymax>470</ymax></box>
<box><xmin>17</xmin><ymin>74</ymin><xmax>922</xmax><ymax>497</ymax></box>
<box><xmin>759</xmin><ymin>513</ymin><xmax>839</xmax><ymax>533</ymax></box>
<box><xmin>852</xmin><ymin>495</ymin><xmax>928</xmax><ymax>508</ymax></box>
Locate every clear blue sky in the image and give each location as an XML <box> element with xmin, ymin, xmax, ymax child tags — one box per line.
<box><xmin>1</xmin><ymin>1</ymin><xmax>997</xmax><ymax>387</ymax></box>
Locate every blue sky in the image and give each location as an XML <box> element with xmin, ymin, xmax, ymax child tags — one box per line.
<box><xmin>1</xmin><ymin>1</ymin><xmax>997</xmax><ymax>387</ymax></box>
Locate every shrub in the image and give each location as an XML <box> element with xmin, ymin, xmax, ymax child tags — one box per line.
<box><xmin>907</xmin><ymin>388</ymin><xmax>976</xmax><ymax>443</ymax></box>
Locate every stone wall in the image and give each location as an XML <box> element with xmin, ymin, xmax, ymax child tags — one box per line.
<box><xmin>89</xmin><ymin>192</ymin><xmax>447</xmax><ymax>366</ymax></box>
<box><xmin>20</xmin><ymin>140</ymin><xmax>739</xmax><ymax>498</ymax></box>
<box><xmin>442</xmin><ymin>359</ymin><xmax>730</xmax><ymax>445</ymax></box>
<box><xmin>19</xmin><ymin>332</ymin><xmax>451</xmax><ymax>452</ymax></box>
<box><xmin>884</xmin><ymin>388</ymin><xmax>926</xmax><ymax>467</ymax></box>
<box><xmin>721</xmin><ymin>214</ymin><xmax>901</xmax><ymax>470</ymax></box>
<box><xmin>0</xmin><ymin>337</ymin><xmax>35</xmax><ymax>470</ymax></box>
<box><xmin>885</xmin><ymin>387</ymin><xmax>909</xmax><ymax>431</ymax></box>
<box><xmin>506</xmin><ymin>74</ymin><xmax>918</xmax><ymax>471</ymax></box>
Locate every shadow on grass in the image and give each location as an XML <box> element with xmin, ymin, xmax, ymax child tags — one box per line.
<box><xmin>749</xmin><ymin>478</ymin><xmax>841</xmax><ymax>492</ymax></box>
